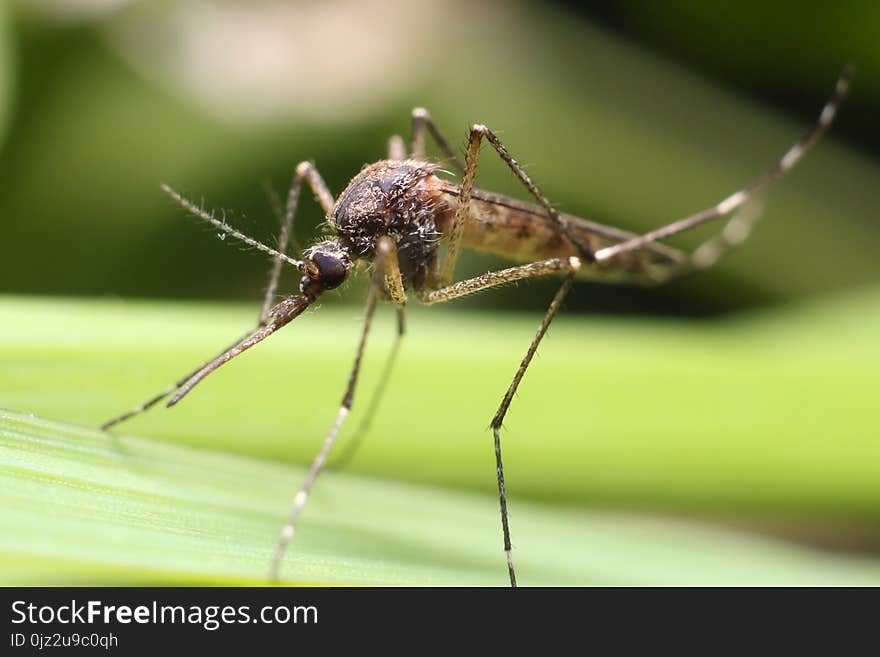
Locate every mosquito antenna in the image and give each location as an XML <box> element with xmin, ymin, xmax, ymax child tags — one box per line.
<box><xmin>595</xmin><ymin>68</ymin><xmax>851</xmax><ymax>262</ymax></box>
<box><xmin>162</xmin><ymin>184</ymin><xmax>304</xmax><ymax>269</ymax></box>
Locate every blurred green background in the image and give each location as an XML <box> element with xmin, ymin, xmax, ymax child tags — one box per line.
<box><xmin>1</xmin><ymin>0</ymin><xmax>879</xmax><ymax>584</ymax></box>
<box><xmin>2</xmin><ymin>0</ymin><xmax>879</xmax><ymax>313</ymax></box>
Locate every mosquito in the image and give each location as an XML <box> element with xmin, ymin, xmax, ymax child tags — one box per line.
<box><xmin>101</xmin><ymin>72</ymin><xmax>849</xmax><ymax>587</ymax></box>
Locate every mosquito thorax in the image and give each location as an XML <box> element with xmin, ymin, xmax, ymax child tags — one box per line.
<box><xmin>300</xmin><ymin>240</ymin><xmax>352</xmax><ymax>297</ymax></box>
<box><xmin>331</xmin><ymin>159</ymin><xmax>446</xmax><ymax>289</ymax></box>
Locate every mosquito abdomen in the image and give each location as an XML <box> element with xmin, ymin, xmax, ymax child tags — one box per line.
<box><xmin>432</xmin><ymin>184</ymin><xmax>594</xmax><ymax>262</ymax></box>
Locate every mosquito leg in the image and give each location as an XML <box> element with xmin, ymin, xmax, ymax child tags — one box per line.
<box><xmin>268</xmin><ymin>286</ymin><xmax>380</xmax><ymax>581</ymax></box>
<box><xmin>437</xmin><ymin>126</ymin><xmax>483</xmax><ymax>286</ymax></box>
<box><xmin>437</xmin><ymin>124</ymin><xmax>593</xmax><ymax>287</ymax></box>
<box><xmin>269</xmin><ymin>243</ymin><xmax>397</xmax><ymax>581</ymax></box>
<box><xmin>375</xmin><ymin>235</ymin><xmax>407</xmax><ymax>307</ymax></box>
<box><xmin>261</xmin><ymin>177</ymin><xmax>303</xmax><ymax>257</ymax></box>
<box><xmin>595</xmin><ymin>69</ymin><xmax>851</xmax><ymax>263</ymax></box>
<box><xmin>329</xmin><ymin>306</ymin><xmax>405</xmax><ymax>470</ymax></box>
<box><xmin>639</xmin><ymin>198</ymin><xmax>766</xmax><ymax>284</ymax></box>
<box><xmin>454</xmin><ymin>122</ymin><xmax>600</xmax><ymax>286</ymax></box>
<box><xmin>388</xmin><ymin>135</ymin><xmax>406</xmax><ymax>161</ymax></box>
<box><xmin>259</xmin><ymin>162</ymin><xmax>335</xmax><ymax>324</ymax></box>
<box><xmin>326</xmin><ymin>236</ymin><xmax>407</xmax><ymax>469</ymax></box>
<box><xmin>422</xmin><ymin>256</ymin><xmax>581</xmax><ymax>305</ymax></box>
<box><xmin>490</xmin><ymin>273</ymin><xmax>576</xmax><ymax>587</ymax></box>
<box><xmin>259</xmin><ymin>179</ymin><xmax>300</xmax><ymax>300</ymax></box>
<box><xmin>410</xmin><ymin>107</ymin><xmax>464</xmax><ymax>171</ymax></box>
<box><xmin>419</xmin><ymin>256</ymin><xmax>581</xmax><ymax>587</ymax></box>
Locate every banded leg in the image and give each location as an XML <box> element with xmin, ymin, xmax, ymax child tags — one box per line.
<box><xmin>439</xmin><ymin>124</ymin><xmax>593</xmax><ymax>288</ymax></box>
<box><xmin>329</xmin><ymin>236</ymin><xmax>406</xmax><ymax>469</ymax></box>
<box><xmin>420</xmin><ymin>256</ymin><xmax>582</xmax><ymax>588</ymax></box>
<box><xmin>410</xmin><ymin>107</ymin><xmax>464</xmax><ymax>171</ymax></box>
<box><xmin>595</xmin><ymin>69</ymin><xmax>850</xmax><ymax>263</ymax></box>
<box><xmin>269</xmin><ymin>240</ymin><xmax>400</xmax><ymax>580</ymax></box>
<box><xmin>641</xmin><ymin>198</ymin><xmax>765</xmax><ymax>284</ymax></box>
<box><xmin>329</xmin><ymin>306</ymin><xmax>405</xmax><ymax>470</ymax></box>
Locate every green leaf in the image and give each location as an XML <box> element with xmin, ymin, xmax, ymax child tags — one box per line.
<box><xmin>1</xmin><ymin>293</ymin><xmax>880</xmax><ymax>584</ymax></box>
<box><xmin>4</xmin><ymin>293</ymin><xmax>880</xmax><ymax>519</ymax></box>
<box><xmin>4</xmin><ymin>410</ymin><xmax>880</xmax><ymax>586</ymax></box>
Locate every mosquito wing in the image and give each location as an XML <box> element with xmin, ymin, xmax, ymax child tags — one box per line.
<box><xmin>436</xmin><ymin>183</ymin><xmax>688</xmax><ymax>284</ymax></box>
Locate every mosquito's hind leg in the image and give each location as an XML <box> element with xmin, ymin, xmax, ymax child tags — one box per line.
<box><xmin>638</xmin><ymin>198</ymin><xmax>765</xmax><ymax>284</ymax></box>
<box><xmin>595</xmin><ymin>69</ymin><xmax>850</xmax><ymax>264</ymax></box>
<box><xmin>410</xmin><ymin>107</ymin><xmax>463</xmax><ymax>171</ymax></box>
<box><xmin>418</xmin><ymin>256</ymin><xmax>582</xmax><ymax>587</ymax></box>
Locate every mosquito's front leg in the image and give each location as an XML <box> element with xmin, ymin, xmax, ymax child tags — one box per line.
<box><xmin>419</xmin><ymin>256</ymin><xmax>581</xmax><ymax>587</ymax></box>
<box><xmin>269</xmin><ymin>236</ymin><xmax>403</xmax><ymax>580</ymax></box>
<box><xmin>259</xmin><ymin>161</ymin><xmax>334</xmax><ymax>324</ymax></box>
<box><xmin>327</xmin><ymin>236</ymin><xmax>407</xmax><ymax>470</ymax></box>
<box><xmin>328</xmin><ymin>307</ymin><xmax>404</xmax><ymax>471</ymax></box>
<box><xmin>268</xmin><ymin>285</ymin><xmax>379</xmax><ymax>580</ymax></box>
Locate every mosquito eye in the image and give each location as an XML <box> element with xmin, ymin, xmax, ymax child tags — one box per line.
<box><xmin>311</xmin><ymin>252</ymin><xmax>347</xmax><ymax>290</ymax></box>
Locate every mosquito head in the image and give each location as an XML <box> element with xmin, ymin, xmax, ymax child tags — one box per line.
<box><xmin>300</xmin><ymin>239</ymin><xmax>353</xmax><ymax>297</ymax></box>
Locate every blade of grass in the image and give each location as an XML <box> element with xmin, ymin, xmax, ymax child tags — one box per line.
<box><xmin>3</xmin><ymin>409</ymin><xmax>880</xmax><ymax>585</ymax></box>
<box><xmin>2</xmin><ymin>291</ymin><xmax>878</xmax><ymax>524</ymax></box>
